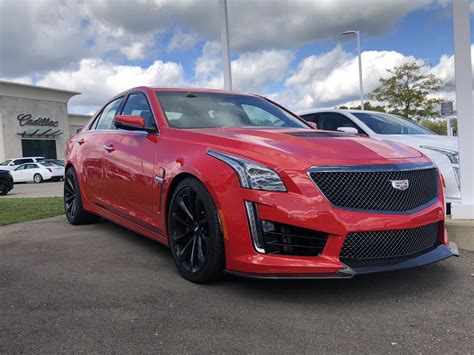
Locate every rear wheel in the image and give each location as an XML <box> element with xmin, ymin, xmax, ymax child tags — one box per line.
<box><xmin>33</xmin><ymin>174</ymin><xmax>43</xmax><ymax>183</ymax></box>
<box><xmin>64</xmin><ymin>167</ymin><xmax>100</xmax><ymax>225</ymax></box>
<box><xmin>168</xmin><ymin>177</ymin><xmax>225</xmax><ymax>283</ymax></box>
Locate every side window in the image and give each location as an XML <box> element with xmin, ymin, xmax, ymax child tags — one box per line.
<box><xmin>14</xmin><ymin>159</ymin><xmax>31</xmax><ymax>165</ymax></box>
<box><xmin>95</xmin><ymin>98</ymin><xmax>123</xmax><ymax>130</ymax></box>
<box><xmin>15</xmin><ymin>165</ymin><xmax>26</xmax><ymax>171</ymax></box>
<box><xmin>88</xmin><ymin>112</ymin><xmax>102</xmax><ymax>130</ymax></box>
<box><xmin>121</xmin><ymin>93</ymin><xmax>156</xmax><ymax>128</ymax></box>
<box><xmin>318</xmin><ymin>113</ymin><xmax>361</xmax><ymax>133</ymax></box>
<box><xmin>301</xmin><ymin>113</ymin><xmax>320</xmax><ymax>126</ymax></box>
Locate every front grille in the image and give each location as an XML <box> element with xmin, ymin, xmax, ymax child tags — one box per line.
<box><xmin>261</xmin><ymin>221</ymin><xmax>328</xmax><ymax>256</ymax></box>
<box><xmin>309</xmin><ymin>165</ymin><xmax>438</xmax><ymax>212</ymax></box>
<box><xmin>340</xmin><ymin>222</ymin><xmax>440</xmax><ymax>267</ymax></box>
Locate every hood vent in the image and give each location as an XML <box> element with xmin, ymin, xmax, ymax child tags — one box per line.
<box><xmin>286</xmin><ymin>131</ymin><xmax>351</xmax><ymax>138</ymax></box>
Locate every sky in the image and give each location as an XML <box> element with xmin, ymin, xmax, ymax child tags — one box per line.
<box><xmin>0</xmin><ymin>0</ymin><xmax>473</xmax><ymax>115</ymax></box>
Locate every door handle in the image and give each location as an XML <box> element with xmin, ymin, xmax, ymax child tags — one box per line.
<box><xmin>76</xmin><ymin>138</ymin><xmax>85</xmax><ymax>145</ymax></box>
<box><xmin>103</xmin><ymin>144</ymin><xmax>115</xmax><ymax>152</ymax></box>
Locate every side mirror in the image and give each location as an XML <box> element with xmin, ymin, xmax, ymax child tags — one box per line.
<box><xmin>114</xmin><ymin>115</ymin><xmax>147</xmax><ymax>131</ymax></box>
<box><xmin>337</xmin><ymin>126</ymin><xmax>358</xmax><ymax>134</ymax></box>
<box><xmin>304</xmin><ymin>120</ymin><xmax>317</xmax><ymax>129</ymax></box>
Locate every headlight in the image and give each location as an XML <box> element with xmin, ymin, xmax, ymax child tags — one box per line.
<box><xmin>420</xmin><ymin>146</ymin><xmax>459</xmax><ymax>164</ymax></box>
<box><xmin>208</xmin><ymin>150</ymin><xmax>287</xmax><ymax>192</ymax></box>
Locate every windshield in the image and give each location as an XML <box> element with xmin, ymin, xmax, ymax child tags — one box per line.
<box><xmin>40</xmin><ymin>162</ymin><xmax>54</xmax><ymax>167</ymax></box>
<box><xmin>155</xmin><ymin>91</ymin><xmax>308</xmax><ymax>129</ymax></box>
<box><xmin>351</xmin><ymin>112</ymin><xmax>434</xmax><ymax>135</ymax></box>
<box><xmin>0</xmin><ymin>160</ymin><xmax>12</xmax><ymax>166</ymax></box>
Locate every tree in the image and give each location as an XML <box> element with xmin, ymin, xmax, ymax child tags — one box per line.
<box><xmin>371</xmin><ymin>63</ymin><xmax>449</xmax><ymax>120</ymax></box>
<box><xmin>339</xmin><ymin>101</ymin><xmax>387</xmax><ymax>112</ymax></box>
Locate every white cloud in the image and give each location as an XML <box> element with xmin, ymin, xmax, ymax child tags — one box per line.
<box><xmin>37</xmin><ymin>58</ymin><xmax>185</xmax><ymax>112</ymax></box>
<box><xmin>279</xmin><ymin>47</ymin><xmax>420</xmax><ymax>110</ymax></box>
<box><xmin>274</xmin><ymin>45</ymin><xmax>472</xmax><ymax>112</ymax></box>
<box><xmin>431</xmin><ymin>45</ymin><xmax>474</xmax><ymax>83</ymax></box>
<box><xmin>120</xmin><ymin>42</ymin><xmax>147</xmax><ymax>60</ymax></box>
<box><xmin>1</xmin><ymin>0</ymin><xmax>433</xmax><ymax>78</ymax></box>
<box><xmin>193</xmin><ymin>41</ymin><xmax>293</xmax><ymax>92</ymax></box>
<box><xmin>168</xmin><ymin>30</ymin><xmax>200</xmax><ymax>52</ymax></box>
<box><xmin>194</xmin><ymin>41</ymin><xmax>223</xmax><ymax>88</ymax></box>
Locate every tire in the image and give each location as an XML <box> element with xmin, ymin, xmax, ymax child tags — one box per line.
<box><xmin>0</xmin><ymin>178</ymin><xmax>8</xmax><ymax>195</ymax></box>
<box><xmin>64</xmin><ymin>167</ymin><xmax>100</xmax><ymax>225</ymax></box>
<box><xmin>168</xmin><ymin>177</ymin><xmax>225</xmax><ymax>283</ymax></box>
<box><xmin>33</xmin><ymin>174</ymin><xmax>43</xmax><ymax>183</ymax></box>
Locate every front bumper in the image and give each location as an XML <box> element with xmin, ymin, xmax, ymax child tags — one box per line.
<box><xmin>225</xmin><ymin>242</ymin><xmax>459</xmax><ymax>279</ymax></box>
<box><xmin>210</xmin><ymin>175</ymin><xmax>454</xmax><ymax>277</ymax></box>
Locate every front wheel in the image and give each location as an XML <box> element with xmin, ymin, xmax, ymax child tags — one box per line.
<box><xmin>168</xmin><ymin>177</ymin><xmax>225</xmax><ymax>283</ymax></box>
<box><xmin>64</xmin><ymin>167</ymin><xmax>100</xmax><ymax>225</ymax></box>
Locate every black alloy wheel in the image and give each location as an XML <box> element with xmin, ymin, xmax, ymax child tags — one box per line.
<box><xmin>168</xmin><ymin>177</ymin><xmax>225</xmax><ymax>283</ymax></box>
<box><xmin>64</xmin><ymin>168</ymin><xmax>100</xmax><ymax>225</ymax></box>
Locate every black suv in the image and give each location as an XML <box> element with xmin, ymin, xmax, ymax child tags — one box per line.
<box><xmin>0</xmin><ymin>170</ymin><xmax>14</xmax><ymax>196</ymax></box>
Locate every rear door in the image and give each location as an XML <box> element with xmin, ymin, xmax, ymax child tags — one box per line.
<box><xmin>75</xmin><ymin>97</ymin><xmax>124</xmax><ymax>206</ymax></box>
<box><xmin>102</xmin><ymin>91</ymin><xmax>162</xmax><ymax>231</ymax></box>
<box><xmin>23</xmin><ymin>164</ymin><xmax>38</xmax><ymax>182</ymax></box>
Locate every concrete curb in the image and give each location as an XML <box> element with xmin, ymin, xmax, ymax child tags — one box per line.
<box><xmin>446</xmin><ymin>218</ymin><xmax>474</xmax><ymax>251</ymax></box>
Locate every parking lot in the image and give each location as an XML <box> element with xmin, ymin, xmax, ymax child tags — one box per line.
<box><xmin>1</xmin><ymin>215</ymin><xmax>473</xmax><ymax>353</ymax></box>
<box><xmin>4</xmin><ymin>181</ymin><xmax>63</xmax><ymax>198</ymax></box>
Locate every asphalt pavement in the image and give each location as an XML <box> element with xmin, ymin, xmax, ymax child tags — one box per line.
<box><xmin>1</xmin><ymin>216</ymin><xmax>473</xmax><ymax>353</ymax></box>
<box><xmin>3</xmin><ymin>181</ymin><xmax>63</xmax><ymax>198</ymax></box>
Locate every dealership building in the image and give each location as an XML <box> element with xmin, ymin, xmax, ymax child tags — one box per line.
<box><xmin>0</xmin><ymin>80</ymin><xmax>91</xmax><ymax>161</ymax></box>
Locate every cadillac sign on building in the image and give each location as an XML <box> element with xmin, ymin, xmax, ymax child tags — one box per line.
<box><xmin>16</xmin><ymin>113</ymin><xmax>63</xmax><ymax>139</ymax></box>
<box><xmin>0</xmin><ymin>80</ymin><xmax>90</xmax><ymax>161</ymax></box>
<box><xmin>17</xmin><ymin>114</ymin><xmax>60</xmax><ymax>127</ymax></box>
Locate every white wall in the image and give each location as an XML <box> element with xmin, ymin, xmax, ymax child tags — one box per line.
<box><xmin>0</xmin><ymin>95</ymin><xmax>69</xmax><ymax>160</ymax></box>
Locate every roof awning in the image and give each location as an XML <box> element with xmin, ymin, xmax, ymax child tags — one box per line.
<box><xmin>17</xmin><ymin>128</ymin><xmax>63</xmax><ymax>138</ymax></box>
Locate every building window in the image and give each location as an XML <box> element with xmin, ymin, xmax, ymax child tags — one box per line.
<box><xmin>21</xmin><ymin>140</ymin><xmax>57</xmax><ymax>159</ymax></box>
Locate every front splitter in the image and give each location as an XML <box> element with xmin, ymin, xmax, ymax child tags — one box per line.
<box><xmin>224</xmin><ymin>242</ymin><xmax>459</xmax><ymax>280</ymax></box>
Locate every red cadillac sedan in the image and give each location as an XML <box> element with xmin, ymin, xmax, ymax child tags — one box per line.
<box><xmin>65</xmin><ymin>87</ymin><xmax>458</xmax><ymax>283</ymax></box>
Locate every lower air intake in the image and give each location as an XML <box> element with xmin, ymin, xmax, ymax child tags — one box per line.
<box><xmin>340</xmin><ymin>222</ymin><xmax>440</xmax><ymax>267</ymax></box>
<box><xmin>261</xmin><ymin>221</ymin><xmax>328</xmax><ymax>256</ymax></box>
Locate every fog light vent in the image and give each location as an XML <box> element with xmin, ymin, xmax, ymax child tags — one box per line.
<box><xmin>244</xmin><ymin>201</ymin><xmax>328</xmax><ymax>256</ymax></box>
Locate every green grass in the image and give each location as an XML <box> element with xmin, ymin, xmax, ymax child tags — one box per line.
<box><xmin>0</xmin><ymin>197</ymin><xmax>64</xmax><ymax>226</ymax></box>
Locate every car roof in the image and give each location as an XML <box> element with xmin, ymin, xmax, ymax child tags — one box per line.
<box><xmin>7</xmin><ymin>156</ymin><xmax>44</xmax><ymax>160</ymax></box>
<box><xmin>16</xmin><ymin>162</ymin><xmax>39</xmax><ymax>166</ymax></box>
<box><xmin>299</xmin><ymin>108</ymin><xmax>393</xmax><ymax>116</ymax></box>
<box><xmin>114</xmin><ymin>86</ymin><xmax>261</xmax><ymax>99</ymax></box>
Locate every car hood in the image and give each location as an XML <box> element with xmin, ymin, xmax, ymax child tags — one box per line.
<box><xmin>186</xmin><ymin>127</ymin><xmax>424</xmax><ymax>168</ymax></box>
<box><xmin>377</xmin><ymin>134</ymin><xmax>458</xmax><ymax>151</ymax></box>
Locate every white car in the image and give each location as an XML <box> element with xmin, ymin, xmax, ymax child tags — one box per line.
<box><xmin>0</xmin><ymin>156</ymin><xmax>45</xmax><ymax>171</ymax></box>
<box><xmin>299</xmin><ymin>109</ymin><xmax>460</xmax><ymax>207</ymax></box>
<box><xmin>40</xmin><ymin>162</ymin><xmax>65</xmax><ymax>181</ymax></box>
<box><xmin>10</xmin><ymin>162</ymin><xmax>63</xmax><ymax>183</ymax></box>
